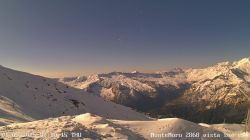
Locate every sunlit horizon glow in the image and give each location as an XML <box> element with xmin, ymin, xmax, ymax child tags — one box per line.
<box><xmin>0</xmin><ymin>0</ymin><xmax>250</xmax><ymax>78</ymax></box>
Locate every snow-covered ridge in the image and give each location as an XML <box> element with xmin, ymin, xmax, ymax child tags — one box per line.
<box><xmin>0</xmin><ymin>66</ymin><xmax>148</xmax><ymax>126</ymax></box>
<box><xmin>1</xmin><ymin>113</ymin><xmax>244</xmax><ymax>140</ymax></box>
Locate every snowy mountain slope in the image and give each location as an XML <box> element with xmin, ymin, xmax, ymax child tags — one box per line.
<box><xmin>0</xmin><ymin>95</ymin><xmax>34</xmax><ymax>125</ymax></box>
<box><xmin>61</xmin><ymin>71</ymin><xmax>189</xmax><ymax>112</ymax></box>
<box><xmin>0</xmin><ymin>113</ymin><xmax>235</xmax><ymax>140</ymax></box>
<box><xmin>61</xmin><ymin>57</ymin><xmax>250</xmax><ymax>123</ymax></box>
<box><xmin>168</xmin><ymin>58</ymin><xmax>250</xmax><ymax>123</ymax></box>
<box><xmin>0</xmin><ymin>66</ymin><xmax>148</xmax><ymax>126</ymax></box>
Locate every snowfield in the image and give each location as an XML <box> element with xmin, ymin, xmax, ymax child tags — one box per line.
<box><xmin>1</xmin><ymin>113</ymin><xmax>247</xmax><ymax>140</ymax></box>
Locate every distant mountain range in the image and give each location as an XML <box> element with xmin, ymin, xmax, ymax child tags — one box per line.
<box><xmin>60</xmin><ymin>57</ymin><xmax>250</xmax><ymax>123</ymax></box>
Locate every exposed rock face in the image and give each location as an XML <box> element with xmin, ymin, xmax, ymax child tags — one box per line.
<box><xmin>61</xmin><ymin>58</ymin><xmax>250</xmax><ymax>123</ymax></box>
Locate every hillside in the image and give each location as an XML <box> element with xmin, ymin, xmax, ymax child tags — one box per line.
<box><xmin>0</xmin><ymin>66</ymin><xmax>148</xmax><ymax>126</ymax></box>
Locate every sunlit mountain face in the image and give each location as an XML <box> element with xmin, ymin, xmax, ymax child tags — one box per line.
<box><xmin>61</xmin><ymin>57</ymin><xmax>250</xmax><ymax>123</ymax></box>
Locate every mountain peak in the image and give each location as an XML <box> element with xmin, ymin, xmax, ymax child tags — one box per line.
<box><xmin>233</xmin><ymin>57</ymin><xmax>250</xmax><ymax>66</ymax></box>
<box><xmin>131</xmin><ymin>70</ymin><xmax>139</xmax><ymax>74</ymax></box>
<box><xmin>216</xmin><ymin>61</ymin><xmax>230</xmax><ymax>67</ymax></box>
